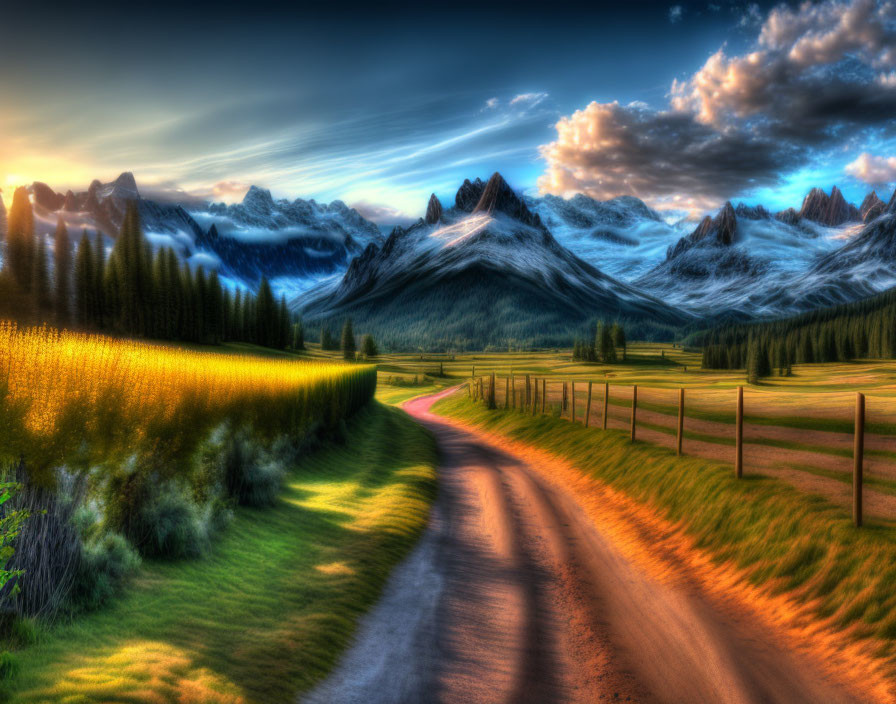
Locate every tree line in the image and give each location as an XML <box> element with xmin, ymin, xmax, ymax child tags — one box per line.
<box><xmin>0</xmin><ymin>187</ymin><xmax>293</xmax><ymax>349</ymax></box>
<box><xmin>698</xmin><ymin>287</ymin><xmax>896</xmax><ymax>382</ymax></box>
<box><xmin>571</xmin><ymin>321</ymin><xmax>627</xmax><ymax>363</ymax></box>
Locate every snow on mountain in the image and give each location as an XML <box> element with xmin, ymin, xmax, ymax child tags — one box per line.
<box><xmin>524</xmin><ymin>193</ymin><xmax>686</xmax><ymax>281</ymax></box>
<box><xmin>300</xmin><ymin>173</ymin><xmax>689</xmax><ymax>347</ymax></box>
<box><xmin>634</xmin><ymin>199</ymin><xmax>864</xmax><ymax>317</ymax></box>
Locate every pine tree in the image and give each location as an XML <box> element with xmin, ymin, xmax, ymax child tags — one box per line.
<box><xmin>361</xmin><ymin>333</ymin><xmax>378</xmax><ymax>358</ymax></box>
<box><xmin>33</xmin><ymin>236</ymin><xmax>52</xmax><ymax>317</ymax></box>
<box><xmin>5</xmin><ymin>187</ymin><xmax>35</xmax><ymax>294</ymax></box>
<box><xmin>292</xmin><ymin>319</ymin><xmax>305</xmax><ymax>350</ymax></box>
<box><xmin>611</xmin><ymin>322</ymin><xmax>626</xmax><ymax>361</ymax></box>
<box><xmin>277</xmin><ymin>296</ymin><xmax>291</xmax><ymax>349</ymax></box>
<box><xmin>321</xmin><ymin>326</ymin><xmax>336</xmax><ymax>351</ymax></box>
<box><xmin>254</xmin><ymin>277</ymin><xmax>277</xmax><ymax>347</ymax></box>
<box><xmin>341</xmin><ymin>318</ymin><xmax>356</xmax><ymax>360</ymax></box>
<box><xmin>74</xmin><ymin>233</ymin><xmax>94</xmax><ymax>327</ymax></box>
<box><xmin>598</xmin><ymin>323</ymin><xmax>616</xmax><ymax>363</ymax></box>
<box><xmin>93</xmin><ymin>234</ymin><xmax>106</xmax><ymax>329</ymax></box>
<box><xmin>53</xmin><ymin>218</ymin><xmax>72</xmax><ymax>326</ymax></box>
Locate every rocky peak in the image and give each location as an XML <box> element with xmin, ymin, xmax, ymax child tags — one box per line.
<box><xmin>887</xmin><ymin>188</ymin><xmax>896</xmax><ymax>215</ymax></box>
<box><xmin>63</xmin><ymin>190</ymin><xmax>78</xmax><ymax>212</ymax></box>
<box><xmin>471</xmin><ymin>172</ymin><xmax>541</xmax><ymax>227</ymax></box>
<box><xmin>455</xmin><ymin>178</ymin><xmax>486</xmax><ymax>212</ymax></box>
<box><xmin>734</xmin><ymin>203</ymin><xmax>770</xmax><ymax>220</ymax></box>
<box><xmin>861</xmin><ymin>191</ymin><xmax>886</xmax><ymax>222</ymax></box>
<box><xmin>667</xmin><ymin>201</ymin><xmax>737</xmax><ymax>260</ymax></box>
<box><xmin>242</xmin><ymin>186</ymin><xmax>276</xmax><ymax>214</ymax></box>
<box><xmin>799</xmin><ymin>186</ymin><xmax>860</xmax><ymax>226</ymax></box>
<box><xmin>29</xmin><ymin>182</ymin><xmax>64</xmax><ymax>211</ymax></box>
<box><xmin>0</xmin><ymin>194</ymin><xmax>6</xmax><ymax>238</ymax></box>
<box><xmin>424</xmin><ymin>193</ymin><xmax>443</xmax><ymax>225</ymax></box>
<box><xmin>108</xmin><ymin>172</ymin><xmax>140</xmax><ymax>200</ymax></box>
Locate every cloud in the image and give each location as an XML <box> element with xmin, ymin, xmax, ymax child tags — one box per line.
<box><xmin>845</xmin><ymin>152</ymin><xmax>896</xmax><ymax>184</ymax></box>
<box><xmin>738</xmin><ymin>3</ymin><xmax>762</xmax><ymax>27</ymax></box>
<box><xmin>668</xmin><ymin>5</ymin><xmax>683</xmax><ymax>23</ymax></box>
<box><xmin>537</xmin><ymin>101</ymin><xmax>788</xmax><ymax>210</ymax></box>
<box><xmin>540</xmin><ymin>0</ymin><xmax>896</xmax><ymax>209</ymax></box>
<box><xmin>483</xmin><ymin>97</ymin><xmax>499</xmax><ymax>110</ymax></box>
<box><xmin>509</xmin><ymin>92</ymin><xmax>549</xmax><ymax>108</ymax></box>
<box><xmin>350</xmin><ymin>200</ymin><xmax>417</xmax><ymax>226</ymax></box>
<box><xmin>207</xmin><ymin>180</ymin><xmax>251</xmax><ymax>203</ymax></box>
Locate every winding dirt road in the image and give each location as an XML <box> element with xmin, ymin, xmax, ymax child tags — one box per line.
<box><xmin>303</xmin><ymin>389</ymin><xmax>877</xmax><ymax>704</ymax></box>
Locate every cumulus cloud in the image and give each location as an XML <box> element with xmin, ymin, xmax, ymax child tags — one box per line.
<box><xmin>668</xmin><ymin>5</ymin><xmax>683</xmax><ymax>23</ymax></box>
<box><xmin>539</xmin><ymin>0</ymin><xmax>896</xmax><ymax>209</ymax></box>
<box><xmin>537</xmin><ymin>101</ymin><xmax>789</xmax><ymax>210</ymax></box>
<box><xmin>845</xmin><ymin>152</ymin><xmax>896</xmax><ymax>184</ymax></box>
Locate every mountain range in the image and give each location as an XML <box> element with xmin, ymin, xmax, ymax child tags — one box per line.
<box><xmin>3</xmin><ymin>171</ymin><xmax>896</xmax><ymax>348</ymax></box>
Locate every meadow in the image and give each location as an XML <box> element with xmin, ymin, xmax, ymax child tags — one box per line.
<box><xmin>0</xmin><ymin>324</ymin><xmax>447</xmax><ymax>703</ymax></box>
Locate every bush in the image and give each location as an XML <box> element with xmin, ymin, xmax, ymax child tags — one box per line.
<box><xmin>0</xmin><ymin>651</ymin><xmax>18</xmax><ymax>680</ymax></box>
<box><xmin>221</xmin><ymin>434</ymin><xmax>286</xmax><ymax>508</ymax></box>
<box><xmin>136</xmin><ymin>481</ymin><xmax>213</xmax><ymax>559</ymax></box>
<box><xmin>72</xmin><ymin>532</ymin><xmax>140</xmax><ymax>611</ymax></box>
<box><xmin>104</xmin><ymin>463</ymin><xmax>214</xmax><ymax>559</ymax></box>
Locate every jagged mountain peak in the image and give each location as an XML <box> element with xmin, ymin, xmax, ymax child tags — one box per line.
<box><xmin>887</xmin><ymin>188</ymin><xmax>896</xmax><ymax>215</ymax></box>
<box><xmin>241</xmin><ymin>185</ymin><xmax>275</xmax><ymax>212</ymax></box>
<box><xmin>798</xmin><ymin>185</ymin><xmax>860</xmax><ymax>226</ymax></box>
<box><xmin>468</xmin><ymin>172</ymin><xmax>540</xmax><ymax>228</ymax></box>
<box><xmin>667</xmin><ymin>201</ymin><xmax>737</xmax><ymax>261</ymax></box>
<box><xmin>425</xmin><ymin>193</ymin><xmax>443</xmax><ymax>225</ymax></box>
<box><xmin>861</xmin><ymin>190</ymin><xmax>886</xmax><ymax>222</ymax></box>
<box><xmin>455</xmin><ymin>177</ymin><xmax>486</xmax><ymax>211</ymax></box>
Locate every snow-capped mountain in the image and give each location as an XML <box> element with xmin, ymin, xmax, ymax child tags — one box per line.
<box><xmin>525</xmin><ymin>193</ymin><xmax>685</xmax><ymax>280</ymax></box>
<box><xmin>15</xmin><ymin>174</ymin><xmax>383</xmax><ymax>294</ymax></box>
<box><xmin>299</xmin><ymin>173</ymin><xmax>690</xmax><ymax>347</ymax></box>
<box><xmin>633</xmin><ymin>198</ymin><xmax>862</xmax><ymax>317</ymax></box>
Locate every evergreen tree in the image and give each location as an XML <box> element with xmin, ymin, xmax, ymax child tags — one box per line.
<box><xmin>291</xmin><ymin>319</ymin><xmax>305</xmax><ymax>350</ymax></box>
<box><xmin>611</xmin><ymin>322</ymin><xmax>626</xmax><ymax>361</ymax></box>
<box><xmin>341</xmin><ymin>318</ymin><xmax>356</xmax><ymax>360</ymax></box>
<box><xmin>53</xmin><ymin>218</ymin><xmax>72</xmax><ymax>326</ymax></box>
<box><xmin>361</xmin><ymin>333</ymin><xmax>378</xmax><ymax>358</ymax></box>
<box><xmin>597</xmin><ymin>322</ymin><xmax>616</xmax><ymax>363</ymax></box>
<box><xmin>277</xmin><ymin>296</ymin><xmax>291</xmax><ymax>349</ymax></box>
<box><xmin>321</xmin><ymin>326</ymin><xmax>336</xmax><ymax>351</ymax></box>
<box><xmin>5</xmin><ymin>186</ymin><xmax>35</xmax><ymax>295</ymax></box>
<box><xmin>93</xmin><ymin>234</ymin><xmax>106</xmax><ymax>329</ymax></box>
<box><xmin>33</xmin><ymin>236</ymin><xmax>52</xmax><ymax>317</ymax></box>
<box><xmin>74</xmin><ymin>233</ymin><xmax>94</xmax><ymax>327</ymax></box>
<box><xmin>254</xmin><ymin>277</ymin><xmax>277</xmax><ymax>348</ymax></box>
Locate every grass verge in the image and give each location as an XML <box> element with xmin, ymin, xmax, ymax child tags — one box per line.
<box><xmin>433</xmin><ymin>391</ymin><xmax>896</xmax><ymax>668</ymax></box>
<box><xmin>2</xmin><ymin>401</ymin><xmax>437</xmax><ymax>704</ymax></box>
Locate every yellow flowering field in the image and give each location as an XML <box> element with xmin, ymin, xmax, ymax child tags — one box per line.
<box><xmin>0</xmin><ymin>323</ymin><xmax>376</xmax><ymax>479</ymax></box>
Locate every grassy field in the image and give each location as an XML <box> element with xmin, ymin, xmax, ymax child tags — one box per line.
<box><xmin>2</xmin><ymin>401</ymin><xmax>437</xmax><ymax>703</ymax></box>
<box><xmin>432</xmin><ymin>390</ymin><xmax>896</xmax><ymax>680</ymax></box>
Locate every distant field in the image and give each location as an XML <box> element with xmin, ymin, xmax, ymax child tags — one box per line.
<box><xmin>310</xmin><ymin>342</ymin><xmax>896</xmax><ymax>520</ymax></box>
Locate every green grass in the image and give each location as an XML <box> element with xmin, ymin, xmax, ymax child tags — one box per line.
<box><xmin>434</xmin><ymin>391</ymin><xmax>896</xmax><ymax>666</ymax></box>
<box><xmin>2</xmin><ymin>402</ymin><xmax>438</xmax><ymax>703</ymax></box>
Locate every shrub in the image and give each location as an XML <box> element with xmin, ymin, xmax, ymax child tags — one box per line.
<box><xmin>2</xmin><ymin>464</ymin><xmax>83</xmax><ymax>619</ymax></box>
<box><xmin>221</xmin><ymin>433</ymin><xmax>286</xmax><ymax>508</ymax></box>
<box><xmin>72</xmin><ymin>532</ymin><xmax>140</xmax><ymax>611</ymax></box>
<box><xmin>0</xmin><ymin>651</ymin><xmax>18</xmax><ymax>680</ymax></box>
<box><xmin>134</xmin><ymin>481</ymin><xmax>213</xmax><ymax>559</ymax></box>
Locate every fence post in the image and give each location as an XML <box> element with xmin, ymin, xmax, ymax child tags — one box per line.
<box><xmin>511</xmin><ymin>374</ymin><xmax>516</xmax><ymax>409</ymax></box>
<box><xmin>630</xmin><ymin>385</ymin><xmax>637</xmax><ymax>442</ymax></box>
<box><xmin>571</xmin><ymin>382</ymin><xmax>577</xmax><ymax>424</ymax></box>
<box><xmin>603</xmin><ymin>382</ymin><xmax>609</xmax><ymax>430</ymax></box>
<box><xmin>585</xmin><ymin>381</ymin><xmax>593</xmax><ymax>427</ymax></box>
<box><xmin>735</xmin><ymin>386</ymin><xmax>743</xmax><ymax>479</ymax></box>
<box><xmin>488</xmin><ymin>372</ymin><xmax>496</xmax><ymax>409</ymax></box>
<box><xmin>526</xmin><ymin>375</ymin><xmax>531</xmax><ymax>410</ymax></box>
<box><xmin>563</xmin><ymin>382</ymin><xmax>568</xmax><ymax>414</ymax></box>
<box><xmin>542</xmin><ymin>378</ymin><xmax>546</xmax><ymax>414</ymax></box>
<box><xmin>505</xmin><ymin>376</ymin><xmax>510</xmax><ymax>409</ymax></box>
<box><xmin>532</xmin><ymin>378</ymin><xmax>538</xmax><ymax>416</ymax></box>
<box><xmin>677</xmin><ymin>388</ymin><xmax>685</xmax><ymax>456</ymax></box>
<box><xmin>854</xmin><ymin>392</ymin><xmax>865</xmax><ymax>528</ymax></box>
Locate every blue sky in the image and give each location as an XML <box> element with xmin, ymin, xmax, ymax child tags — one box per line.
<box><xmin>1</xmin><ymin>0</ymin><xmax>894</xmax><ymax>219</ymax></box>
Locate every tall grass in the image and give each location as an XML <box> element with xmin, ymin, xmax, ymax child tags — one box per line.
<box><xmin>0</xmin><ymin>322</ymin><xmax>376</xmax><ymax>482</ymax></box>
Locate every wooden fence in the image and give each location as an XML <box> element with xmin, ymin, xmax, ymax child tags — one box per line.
<box><xmin>470</xmin><ymin>374</ymin><xmax>868</xmax><ymax>527</ymax></box>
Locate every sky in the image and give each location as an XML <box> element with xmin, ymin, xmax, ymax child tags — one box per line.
<box><xmin>1</xmin><ymin>0</ymin><xmax>895</xmax><ymax>220</ymax></box>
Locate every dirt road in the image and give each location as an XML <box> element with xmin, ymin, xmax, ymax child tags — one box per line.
<box><xmin>303</xmin><ymin>389</ymin><xmax>873</xmax><ymax>704</ymax></box>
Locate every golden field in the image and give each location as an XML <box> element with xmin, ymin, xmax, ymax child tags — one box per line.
<box><xmin>0</xmin><ymin>323</ymin><xmax>376</xmax><ymax>480</ymax></box>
